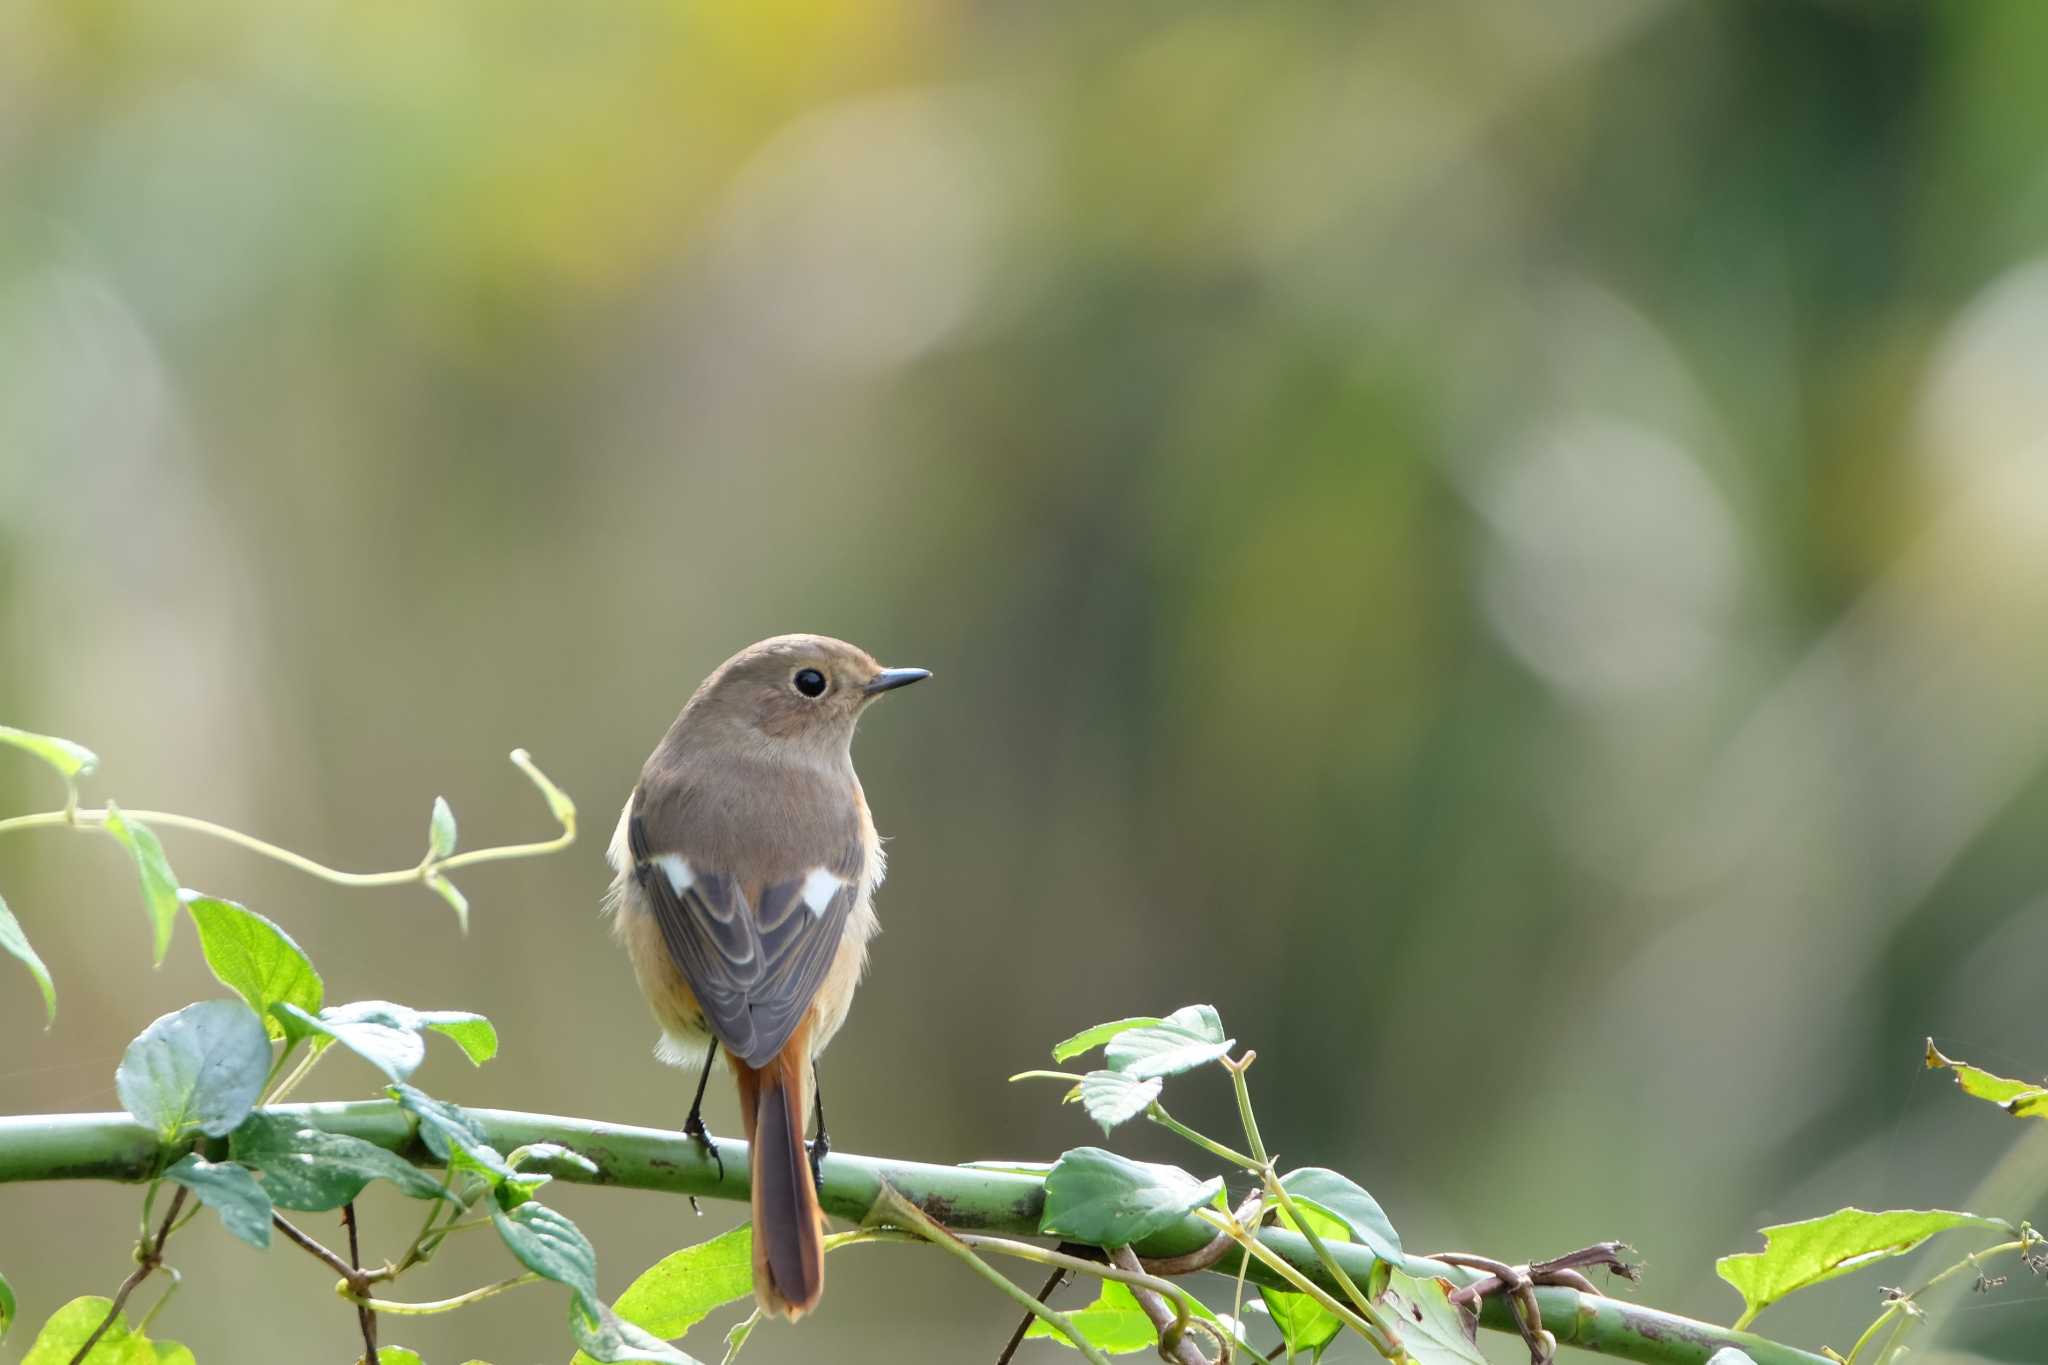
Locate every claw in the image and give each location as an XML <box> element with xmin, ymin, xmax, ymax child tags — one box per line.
<box><xmin>683</xmin><ymin>1109</ymin><xmax>726</xmax><ymax>1183</ymax></box>
<box><xmin>806</xmin><ymin>1130</ymin><xmax>830</xmax><ymax>1194</ymax></box>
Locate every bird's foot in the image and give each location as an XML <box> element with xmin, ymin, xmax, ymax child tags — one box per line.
<box><xmin>683</xmin><ymin>1109</ymin><xmax>725</xmax><ymax>1183</ymax></box>
<box><xmin>805</xmin><ymin>1130</ymin><xmax>830</xmax><ymax>1193</ymax></box>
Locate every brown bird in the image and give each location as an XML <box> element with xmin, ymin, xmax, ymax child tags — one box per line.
<box><xmin>606</xmin><ymin>634</ymin><xmax>929</xmax><ymax>1320</ymax></box>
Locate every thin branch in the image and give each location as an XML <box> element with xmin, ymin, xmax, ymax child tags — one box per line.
<box><xmin>344</xmin><ymin>1202</ymin><xmax>379</xmax><ymax>1365</ymax></box>
<box><xmin>272</xmin><ymin>1213</ymin><xmax>362</xmax><ymax>1283</ymax></box>
<box><xmin>1111</xmin><ymin>1245</ymin><xmax>1221</xmax><ymax>1365</ymax></box>
<box><xmin>69</xmin><ymin>1185</ymin><xmax>188</xmax><ymax>1365</ymax></box>
<box><xmin>993</xmin><ymin>1263</ymin><xmax>1070</xmax><ymax>1365</ymax></box>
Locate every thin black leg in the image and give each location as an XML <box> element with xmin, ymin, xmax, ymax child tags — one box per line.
<box><xmin>683</xmin><ymin>1038</ymin><xmax>723</xmax><ymax>1183</ymax></box>
<box><xmin>806</xmin><ymin>1062</ymin><xmax>830</xmax><ymax>1193</ymax></box>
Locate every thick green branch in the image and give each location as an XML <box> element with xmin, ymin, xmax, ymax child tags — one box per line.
<box><xmin>0</xmin><ymin>1105</ymin><xmax>1827</xmax><ymax>1365</ymax></box>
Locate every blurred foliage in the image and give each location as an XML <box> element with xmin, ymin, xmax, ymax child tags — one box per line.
<box><xmin>6</xmin><ymin>1</ymin><xmax>2048</xmax><ymax>1361</ymax></box>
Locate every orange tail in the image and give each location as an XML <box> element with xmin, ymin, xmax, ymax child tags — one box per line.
<box><xmin>735</xmin><ymin>1038</ymin><xmax>824</xmax><ymax>1320</ymax></box>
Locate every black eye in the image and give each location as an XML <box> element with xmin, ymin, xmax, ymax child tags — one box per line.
<box><xmin>793</xmin><ymin>668</ymin><xmax>827</xmax><ymax>698</ymax></box>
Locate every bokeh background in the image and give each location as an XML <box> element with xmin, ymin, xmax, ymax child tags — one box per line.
<box><xmin>6</xmin><ymin>1</ymin><xmax>2048</xmax><ymax>1361</ymax></box>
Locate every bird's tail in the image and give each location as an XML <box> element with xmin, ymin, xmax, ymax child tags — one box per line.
<box><xmin>736</xmin><ymin>1036</ymin><xmax>824</xmax><ymax>1320</ymax></box>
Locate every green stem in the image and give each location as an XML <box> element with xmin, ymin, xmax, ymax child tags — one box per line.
<box><xmin>876</xmin><ymin>1184</ymin><xmax>1114</xmax><ymax>1365</ymax></box>
<box><xmin>265</xmin><ymin>1044</ymin><xmax>326</xmax><ymax>1105</ymax></box>
<box><xmin>0</xmin><ymin>750</ymin><xmax>575</xmax><ymax>889</ymax></box>
<box><xmin>1202</xmin><ymin>1208</ymin><xmax>1395</xmax><ymax>1355</ymax></box>
<box><xmin>1225</xmin><ymin>1056</ymin><xmax>1397</xmax><ymax>1349</ymax></box>
<box><xmin>1148</xmin><ymin>1103</ymin><xmax>1258</xmax><ymax>1170</ymax></box>
<box><xmin>345</xmin><ymin>1272</ymin><xmax>541</xmax><ymax>1315</ymax></box>
<box><xmin>0</xmin><ymin>1102</ymin><xmax>1836</xmax><ymax>1365</ymax></box>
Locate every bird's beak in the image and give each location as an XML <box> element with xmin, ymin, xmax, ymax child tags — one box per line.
<box><xmin>863</xmin><ymin>667</ymin><xmax>932</xmax><ymax>695</ymax></box>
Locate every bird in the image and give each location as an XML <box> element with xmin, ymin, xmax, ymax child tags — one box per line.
<box><xmin>606</xmin><ymin>633</ymin><xmax>929</xmax><ymax>1320</ymax></box>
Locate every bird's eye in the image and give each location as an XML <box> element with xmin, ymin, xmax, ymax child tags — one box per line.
<box><xmin>793</xmin><ymin>668</ymin><xmax>828</xmax><ymax>698</ymax></box>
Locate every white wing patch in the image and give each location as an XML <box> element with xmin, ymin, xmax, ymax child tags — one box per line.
<box><xmin>654</xmin><ymin>854</ymin><xmax>694</xmax><ymax>894</ymax></box>
<box><xmin>800</xmin><ymin>866</ymin><xmax>845</xmax><ymax>916</ymax></box>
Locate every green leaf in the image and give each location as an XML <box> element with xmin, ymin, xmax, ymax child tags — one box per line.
<box><xmin>419</xmin><ymin>1010</ymin><xmax>497</xmax><ymax>1065</ymax></box>
<box><xmin>277</xmin><ymin>1000</ymin><xmax>426</xmax><ymax>1082</ymax></box>
<box><xmin>1077</xmin><ymin>1070</ymin><xmax>1161</xmax><ymax>1134</ymax></box>
<box><xmin>0</xmin><ymin>725</ymin><xmax>99</xmax><ymax>782</ymax></box>
<box><xmin>0</xmin><ymin>890</ymin><xmax>56</xmax><ymax>1027</ymax></box>
<box><xmin>1260</xmin><ymin>1286</ymin><xmax>1342</xmax><ymax>1361</ymax></box>
<box><xmin>1052</xmin><ymin>1017</ymin><xmax>1166</xmax><ymax>1064</ymax></box>
<box><xmin>1040</xmin><ymin>1147</ymin><xmax>1223</xmax><ymax>1245</ymax></box>
<box><xmin>183</xmin><ymin>894</ymin><xmax>322</xmax><ymax>1040</ymax></box>
<box><xmin>1926</xmin><ymin>1040</ymin><xmax>2048</xmax><ymax>1119</ymax></box>
<box><xmin>428</xmin><ymin>796</ymin><xmax>458</xmax><ymax>859</ymax></box>
<box><xmin>1716</xmin><ymin>1207</ymin><xmax>2012</xmax><ymax>1323</ymax></box>
<box><xmin>427</xmin><ymin>875</ymin><xmax>469</xmax><ymax>933</ymax></box>
<box><xmin>231</xmin><ymin>1111</ymin><xmax>453</xmax><ymax>1210</ymax></box>
<box><xmin>1378</xmin><ymin>1270</ymin><xmax>1484</xmax><ymax>1365</ymax></box>
<box><xmin>151</xmin><ymin>1343</ymin><xmax>195</xmax><ymax>1365</ymax></box>
<box><xmin>570</xmin><ymin>1299</ymin><xmax>702</xmax><ymax>1365</ymax></box>
<box><xmin>102</xmin><ymin>803</ymin><xmax>180</xmax><ymax>966</ymax></box>
<box><xmin>509</xmin><ymin>1142</ymin><xmax>599</xmax><ymax>1177</ymax></box>
<box><xmin>493</xmin><ymin>1201</ymin><xmax>600</xmax><ymax>1313</ymax></box>
<box><xmin>720</xmin><ymin>1313</ymin><xmax>757</xmax><ymax>1365</ymax></box>
<box><xmin>0</xmin><ymin>1267</ymin><xmax>14</xmax><ymax>1344</ymax></box>
<box><xmin>1279</xmin><ymin>1167</ymin><xmax>1403</xmax><ymax>1265</ymax></box>
<box><xmin>389</xmin><ymin>1084</ymin><xmax>520</xmax><ymax>1192</ymax></box>
<box><xmin>116</xmin><ymin>1000</ymin><xmax>271</xmax><ymax>1140</ymax></box>
<box><xmin>1103</xmin><ymin>1005</ymin><xmax>1234</xmax><ymax>1079</ymax></box>
<box><xmin>21</xmin><ymin>1296</ymin><xmax>149</xmax><ymax>1364</ymax></box>
<box><xmin>1024</xmin><ymin>1279</ymin><xmax>1225</xmax><ymax>1354</ymax></box>
<box><xmin>163</xmin><ymin>1153</ymin><xmax>273</xmax><ymax>1248</ymax></box>
<box><xmin>369</xmin><ymin>1352</ymin><xmax>422</xmax><ymax>1365</ymax></box>
<box><xmin>572</xmin><ymin>1225</ymin><xmax>753</xmax><ymax>1360</ymax></box>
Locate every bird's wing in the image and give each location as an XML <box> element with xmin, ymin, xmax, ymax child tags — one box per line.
<box><xmin>626</xmin><ymin>809</ymin><xmax>863</xmax><ymax>1069</ymax></box>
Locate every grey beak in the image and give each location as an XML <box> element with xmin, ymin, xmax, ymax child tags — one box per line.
<box><xmin>863</xmin><ymin>667</ymin><xmax>931</xmax><ymax>695</ymax></box>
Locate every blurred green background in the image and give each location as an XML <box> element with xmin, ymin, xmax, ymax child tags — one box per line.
<box><xmin>5</xmin><ymin>0</ymin><xmax>2048</xmax><ymax>1361</ymax></box>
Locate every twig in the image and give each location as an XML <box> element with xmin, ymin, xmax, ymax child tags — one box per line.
<box><xmin>344</xmin><ymin>1202</ymin><xmax>379</xmax><ymax>1365</ymax></box>
<box><xmin>1142</xmin><ymin>1194</ymin><xmax>1264</xmax><ymax>1277</ymax></box>
<box><xmin>1111</xmin><ymin>1245</ymin><xmax>1223</xmax><ymax>1365</ymax></box>
<box><xmin>993</xmin><ymin>1263</ymin><xmax>1071</xmax><ymax>1365</ymax></box>
<box><xmin>873</xmin><ymin>1184</ymin><xmax>1113</xmax><ymax>1365</ymax></box>
<box><xmin>69</xmin><ymin>1185</ymin><xmax>189</xmax><ymax>1365</ymax></box>
<box><xmin>272</xmin><ymin>1213</ymin><xmax>362</xmax><ymax>1283</ymax></box>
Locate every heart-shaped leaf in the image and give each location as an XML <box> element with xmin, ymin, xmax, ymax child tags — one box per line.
<box><xmin>1078</xmin><ymin>1070</ymin><xmax>1161</xmax><ymax>1134</ymax></box>
<box><xmin>231</xmin><ymin>1111</ymin><xmax>453</xmax><ymax>1211</ymax></box>
<box><xmin>493</xmin><ymin>1201</ymin><xmax>600</xmax><ymax>1314</ymax></box>
<box><xmin>1103</xmin><ymin>1005</ymin><xmax>1233</xmax><ymax>1079</ymax></box>
<box><xmin>1279</xmin><ymin>1167</ymin><xmax>1403</xmax><ymax>1265</ymax></box>
<box><xmin>163</xmin><ymin>1154</ymin><xmax>273</xmax><ymax>1248</ymax></box>
<box><xmin>184</xmin><ymin>894</ymin><xmax>322</xmax><ymax>1040</ymax></box>
<box><xmin>276</xmin><ymin>1001</ymin><xmax>426</xmax><ymax>1082</ymax></box>
<box><xmin>570</xmin><ymin>1225</ymin><xmax>752</xmax><ymax>1365</ymax></box>
<box><xmin>116</xmin><ymin>1000</ymin><xmax>271</xmax><ymax>1140</ymax></box>
<box><xmin>1716</xmin><ymin>1207</ymin><xmax>2012</xmax><ymax>1324</ymax></box>
<box><xmin>1378</xmin><ymin>1269</ymin><xmax>1484</xmax><ymax>1365</ymax></box>
<box><xmin>1040</xmin><ymin>1147</ymin><xmax>1222</xmax><ymax>1245</ymax></box>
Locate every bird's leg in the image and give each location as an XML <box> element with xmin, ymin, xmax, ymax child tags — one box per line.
<box><xmin>683</xmin><ymin>1038</ymin><xmax>724</xmax><ymax>1212</ymax></box>
<box><xmin>806</xmin><ymin>1064</ymin><xmax>830</xmax><ymax>1193</ymax></box>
